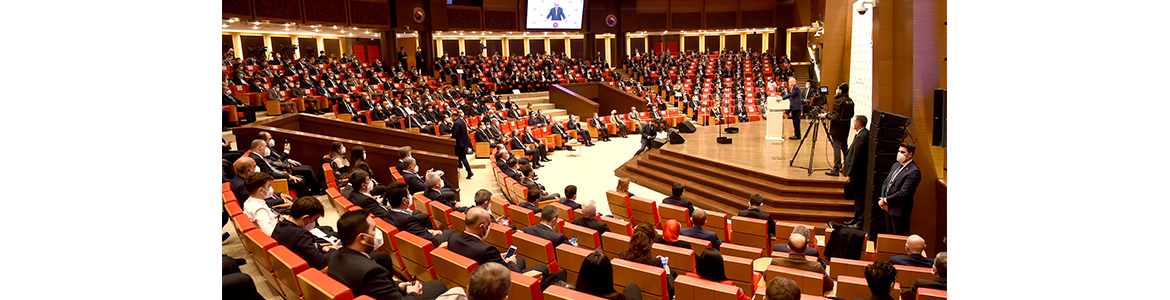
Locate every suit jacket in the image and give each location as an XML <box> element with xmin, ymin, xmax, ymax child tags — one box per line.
<box><xmin>452</xmin><ymin>118</ymin><xmax>472</xmax><ymax>147</ymax></box>
<box><xmin>267</xmin><ymin>88</ymin><xmax>284</xmax><ymax>101</ymax></box>
<box><xmin>250</xmin><ymin>152</ymin><xmax>289</xmax><ymax>180</ymax></box>
<box><xmin>517</xmin><ymin>201</ymin><xmax>541</xmax><ymax>214</ymax></box>
<box><xmin>572</xmin><ymin>217</ymin><xmax>609</xmax><ymax>235</ymax></box>
<box><xmin>223</xmin><ymin>93</ymin><xmax>246</xmax><ymax>106</ymax></box>
<box><xmin>589</xmin><ymin>117</ymin><xmax>606</xmax><ymax>129</ymax></box>
<box><xmin>385</xmin><ymin>209</ymin><xmax>442</xmax><ymax>244</ymax></box>
<box><xmin>348</xmin><ymin>188</ymin><xmax>392</xmax><ymax>220</ymax></box>
<box><xmin>547</xmin><ymin>7</ymin><xmax>565</xmax><ymax>21</ymax></box>
<box><xmin>423</xmin><ymin>188</ymin><xmax>457</xmax><ymax>209</ymax></box>
<box><xmin>558</xmin><ymin>198</ymin><xmax>581</xmax><ymax>210</ymax></box>
<box><xmin>679</xmin><ymin>226</ymin><xmax>721</xmax><ymax>249</ymax></box>
<box><xmin>842</xmin><ymin>128</ymin><xmax>870</xmax><ymax>180</ymax></box>
<box><xmin>780</xmin><ymin>85</ymin><xmax>803</xmax><ymax>111</ymax></box>
<box><xmin>503</xmin><ymin>168</ymin><xmax>522</xmax><ymax>182</ymax></box>
<box><xmin>523</xmin><ymin>223</ymin><xmax>570</xmax><ymax>248</ymax></box>
<box><xmin>400</xmin><ymin>171</ymin><xmax>427</xmax><ymax>194</ymax></box>
<box><xmin>327</xmin><ymin>247</ymin><xmax>418</xmax><ymax>300</ymax></box>
<box><xmin>737</xmin><ymin>207</ymin><xmax>775</xmax><ymax>238</ymax></box>
<box><xmin>889</xmin><ymin>254</ymin><xmax>933</xmax><ymax>268</ymax></box>
<box><xmin>509</xmin><ymin>136</ymin><xmax>528</xmax><ymax>150</ymax></box>
<box><xmin>271</xmin><ymin>220</ymin><xmax>331</xmax><ymax>269</ymax></box>
<box><xmin>881</xmin><ymin>161</ymin><xmax>921</xmax><ymax>218</ymax></box>
<box><xmin>447</xmin><ymin>232</ymin><xmax>523</xmax><ymax>272</ymax></box>
<box><xmin>661</xmin><ymin>196</ymin><xmax>694</xmax><ymax>215</ymax></box>
<box><xmin>770</xmin><ymin>253</ymin><xmax>833</xmax><ymax>291</ymax></box>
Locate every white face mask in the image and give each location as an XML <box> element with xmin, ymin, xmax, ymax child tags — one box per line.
<box><xmin>361</xmin><ymin>229</ymin><xmax>384</xmax><ymax>251</ymax></box>
<box><xmin>480</xmin><ymin>223</ymin><xmax>491</xmax><ymax>240</ymax></box>
<box><xmin>897</xmin><ymin>152</ymin><xmax>908</xmax><ymax>163</ymax></box>
<box><xmin>362</xmin><ymin>180</ymin><xmax>373</xmax><ymax>193</ymax></box>
<box><xmin>254</xmin><ymin>166</ymin><xmax>261</xmax><ymax>173</ymax></box>
<box><xmin>413</xmin><ymin>165</ymin><xmax>419</xmax><ymax>173</ymax></box>
<box><xmin>340</xmin><ymin>147</ymin><xmax>346</xmax><ymax>154</ymax></box>
<box><xmin>264</xmin><ymin>186</ymin><xmax>274</xmax><ymax>199</ymax></box>
<box><xmin>263</xmin><ymin>148</ymin><xmax>272</xmax><ymax>156</ymax></box>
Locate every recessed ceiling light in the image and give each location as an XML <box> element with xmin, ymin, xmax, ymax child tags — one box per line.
<box><xmin>310</xmin><ymin>25</ymin><xmax>316</xmax><ymax>28</ymax></box>
<box><xmin>374</xmin><ymin>33</ymin><xmax>379</xmax><ymax>37</ymax></box>
<box><xmin>227</xmin><ymin>19</ymin><xmax>236</xmax><ymax>23</ymax></box>
<box><xmin>284</xmin><ymin>28</ymin><xmax>290</xmax><ymax>31</ymax></box>
<box><xmin>314</xmin><ymin>29</ymin><xmax>321</xmax><ymax>32</ymax></box>
<box><xmin>254</xmin><ymin>21</ymin><xmax>260</xmax><ymax>25</ymax></box>
<box><xmin>252</xmin><ymin>26</ymin><xmax>259</xmax><ymax>30</ymax></box>
<box><xmin>332</xmin><ymin>25</ymin><xmax>338</xmax><ymax>29</ymax></box>
<box><xmin>365</xmin><ymin>31</ymin><xmax>370</xmax><ymax>34</ymax></box>
<box><xmin>222</xmin><ymin>24</ymin><xmax>228</xmax><ymax>28</ymax></box>
<box><xmin>352</xmin><ymin>27</ymin><xmax>358</xmax><ymax>30</ymax></box>
<box><xmin>348</xmin><ymin>33</ymin><xmax>354</xmax><ymax>36</ymax></box>
<box><xmin>341</xmin><ymin>30</ymin><xmax>346</xmax><ymax>33</ymax></box>
<box><xmin>285</xmin><ymin>24</ymin><xmax>290</xmax><ymax>27</ymax></box>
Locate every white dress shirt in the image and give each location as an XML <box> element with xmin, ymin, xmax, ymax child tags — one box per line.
<box><xmin>244</xmin><ymin>197</ymin><xmax>280</xmax><ymax>235</ymax></box>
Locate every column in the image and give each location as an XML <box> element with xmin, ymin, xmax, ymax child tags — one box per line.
<box><xmin>698</xmin><ymin>34</ymin><xmax>705</xmax><ymax>53</ymax></box>
<box><xmin>762</xmin><ymin>33</ymin><xmax>769</xmax><ymax>53</ymax></box>
<box><xmin>741</xmin><ymin>32</ymin><xmax>747</xmax><ymax>51</ymax></box>
<box><xmin>436</xmin><ymin>38</ymin><xmax>444</xmax><ymax>57</ymax></box>
<box><xmin>290</xmin><ymin>36</ymin><xmax>300</xmax><ymax>59</ymax></box>
<box><xmin>523</xmin><ymin>37</ymin><xmax>530</xmax><ymax>55</ymax></box>
<box><xmin>544</xmin><ymin>38</ymin><xmax>551</xmax><ymax>55</ymax></box>
<box><xmin>419</xmin><ymin>31</ymin><xmax>436</xmax><ymax>75</ymax></box>
<box><xmin>231</xmin><ymin>33</ymin><xmax>244</xmax><ymax>59</ymax></box>
<box><xmin>316</xmin><ymin>37</ymin><xmax>326</xmax><ymax>59</ymax></box>
<box><xmin>503</xmin><ymin>36</ymin><xmax>510</xmax><ymax>56</ymax></box>
<box><xmin>584</xmin><ymin>33</ymin><xmax>596</xmax><ymax>61</ymax></box>
<box><xmin>379</xmin><ymin>30</ymin><xmax>398</xmax><ymax>67</ymax></box>
<box><xmin>458</xmin><ymin>38</ymin><xmax>466</xmax><ymax>55</ymax></box>
<box><xmin>719</xmin><ymin>33</ymin><xmax>725</xmax><ymax>52</ymax></box>
<box><xmin>604</xmin><ymin>37</ymin><xmax>612</xmax><ymax>63</ymax></box>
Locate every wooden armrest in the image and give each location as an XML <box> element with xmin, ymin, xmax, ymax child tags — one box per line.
<box><xmin>273</xmin><ymin>203</ymin><xmax>293</xmax><ymax>209</ymax></box>
<box><xmin>523</xmin><ymin>270</ymin><xmax>543</xmax><ymax>280</ymax></box>
<box><xmin>438</xmin><ymin>242</ymin><xmax>449</xmax><ymax>248</ymax></box>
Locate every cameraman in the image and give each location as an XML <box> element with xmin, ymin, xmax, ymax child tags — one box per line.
<box><xmin>820</xmin><ymin>83</ymin><xmax>854</xmax><ymax>176</ymax></box>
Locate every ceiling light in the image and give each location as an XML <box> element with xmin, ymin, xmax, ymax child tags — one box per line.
<box><xmin>332</xmin><ymin>25</ymin><xmax>338</xmax><ymax>29</ymax></box>
<box><xmin>340</xmin><ymin>30</ymin><xmax>345</xmax><ymax>33</ymax></box>
<box><xmin>365</xmin><ymin>31</ymin><xmax>370</xmax><ymax>34</ymax></box>
<box><xmin>352</xmin><ymin>27</ymin><xmax>358</xmax><ymax>30</ymax></box>
<box><xmin>314</xmin><ymin>29</ymin><xmax>321</xmax><ymax>32</ymax></box>
<box><xmin>374</xmin><ymin>33</ymin><xmax>379</xmax><ymax>37</ymax></box>
<box><xmin>254</xmin><ymin>21</ymin><xmax>260</xmax><ymax>25</ymax></box>
<box><xmin>252</xmin><ymin>26</ymin><xmax>259</xmax><ymax>30</ymax></box>
<box><xmin>348</xmin><ymin>33</ymin><xmax>354</xmax><ymax>36</ymax></box>
<box><xmin>284</xmin><ymin>28</ymin><xmax>290</xmax><ymax>31</ymax></box>
<box><xmin>310</xmin><ymin>25</ymin><xmax>316</xmax><ymax>28</ymax></box>
<box><xmin>285</xmin><ymin>23</ymin><xmax>290</xmax><ymax>27</ymax></box>
<box><xmin>227</xmin><ymin>19</ymin><xmax>236</xmax><ymax>23</ymax></box>
<box><xmin>222</xmin><ymin>24</ymin><xmax>228</xmax><ymax>28</ymax></box>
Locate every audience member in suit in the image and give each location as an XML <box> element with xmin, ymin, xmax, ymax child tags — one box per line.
<box><xmin>772</xmin><ymin>225</ymin><xmax>822</xmax><ymax>265</ymax></box>
<box><xmin>383</xmin><ymin>183</ymin><xmax>457</xmax><ymax>245</ymax></box>
<box><xmin>769</xmin><ymin>233</ymin><xmax>834</xmax><ymax>292</ymax></box>
<box><xmin>878</xmin><ymin>142</ymin><xmax>921</xmax><ymax>235</ymax></box>
<box><xmin>737</xmin><ymin>194</ymin><xmax>775</xmax><ymax>238</ymax></box>
<box><xmin>223</xmin><ymin>86</ymin><xmax>257</xmax><ymax>125</ymax></box>
<box><xmin>589</xmin><ymin>113</ymin><xmax>612</xmax><ymax>141</ymax></box>
<box><xmin>899</xmin><ymin>252</ymin><xmax>946</xmax><ymax>300</ymax></box>
<box><xmin>655</xmin><ymin>219</ymin><xmax>692</xmax><ymax>249</ymax></box>
<box><xmin>450</xmin><ymin>207</ymin><xmax>566</xmax><ymax>290</ymax></box>
<box><xmin>852</xmin><ymin>261</ymin><xmax>898</xmax><ymax>300</ymax></box>
<box><xmin>889</xmin><ymin>234</ymin><xmax>933</xmax><ymax>268</ymax></box>
<box><xmin>765</xmin><ymin>277</ymin><xmax>802</xmax><ymax>300</ymax></box>
<box><xmin>271</xmin><ymin>197</ymin><xmax>338</xmax><ymax>269</ymax></box>
<box><xmin>452</xmin><ymin>111</ymin><xmax>474</xmax><ymax>179</ymax></box>
<box><xmin>398</xmin><ymin>157</ymin><xmax>430</xmax><ymax>194</ymax></box>
<box><xmin>467</xmin><ymin>262</ymin><xmax>511</xmax><ymax>300</ymax></box>
<box><xmin>496</xmin><ymin>142</ymin><xmax>530</xmax><ymax>167</ymax></box>
<box><xmin>687</xmin><ymin>249</ymin><xmax>751</xmax><ymax>300</ymax></box>
<box><xmin>661</xmin><ymin>183</ymin><xmax>694</xmax><ymax>216</ymax></box>
<box><xmin>422</xmin><ymin>171</ymin><xmax>458</xmax><ymax>208</ymax></box>
<box><xmin>558</xmin><ymin>185</ymin><xmax>582</xmax><ymax>210</ymax></box>
<box><xmin>842</xmin><ymin>115</ymin><xmax>871</xmax><ymax>227</ymax></box>
<box><xmin>517</xmin><ymin>189</ymin><xmax>543</xmax><ymax>213</ymax></box>
<box><xmin>248</xmin><ymin>139</ymin><xmax>311</xmax><ymax>197</ymax></box>
<box><xmin>267</xmin><ymin>87</ymin><xmax>298</xmax><ymax>114</ymax></box>
<box><xmin>502</xmin><ymin>158</ymin><xmax>523</xmax><ymax>183</ymax></box>
<box><xmin>518</xmin><ymin>165</ymin><xmax>559</xmax><ymax>202</ymax></box>
<box><xmin>229</xmin><ymin>157</ymin><xmax>290</xmax><ymax>209</ymax></box>
<box><xmin>509</xmin><ymin>130</ymin><xmax>546</xmax><ymax>167</ymax></box>
<box><xmin>575</xmin><ymin>252</ymin><xmax>643</xmax><ymax>300</ymax></box>
<box><xmin>679</xmin><ymin>208</ymin><xmax>722</xmax><ymax>249</ymax></box>
<box><xmin>344</xmin><ymin>170</ymin><xmax>392</xmax><ymax>220</ymax></box>
<box><xmin>565</xmin><ymin>115</ymin><xmax>595</xmax><ymax>146</ymax></box>
<box><xmin>223</xmin><ymin>254</ymin><xmax>265</xmax><ymax>300</ymax></box>
<box><xmin>328</xmin><ymin>210</ymin><xmax>452</xmax><ymax>300</ymax></box>
<box><xmin>259</xmin><ymin>131</ymin><xmax>322</xmax><ymax>195</ymax></box>
<box><xmin>522</xmin><ymin>205</ymin><xmax>576</xmax><ymax>248</ymax></box>
<box><xmin>521</xmin><ymin>127</ymin><xmax>552</xmax><ymax>162</ymax></box>
<box><xmin>620</xmin><ymin>222</ymin><xmax>675</xmax><ymax>298</ymax></box>
<box><xmin>571</xmin><ymin>199</ymin><xmax>610</xmax><ymax>235</ymax></box>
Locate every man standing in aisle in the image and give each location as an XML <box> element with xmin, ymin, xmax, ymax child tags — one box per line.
<box><xmin>451</xmin><ymin>111</ymin><xmax>474</xmax><ymax>179</ymax></box>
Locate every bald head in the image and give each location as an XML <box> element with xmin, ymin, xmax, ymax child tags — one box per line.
<box><xmin>906</xmin><ymin>234</ymin><xmax>926</xmax><ymax>254</ymax></box>
<box><xmin>250</xmin><ymin>139</ymin><xmax>267</xmax><ymax>152</ymax></box>
<box><xmin>787</xmin><ymin>233</ymin><xmax>807</xmax><ymax>253</ymax></box>
<box><xmin>465</xmin><ymin>207</ymin><xmax>491</xmax><ymax>236</ymax></box>
<box><xmin>233</xmin><ymin>156</ymin><xmax>256</xmax><ymax>176</ymax></box>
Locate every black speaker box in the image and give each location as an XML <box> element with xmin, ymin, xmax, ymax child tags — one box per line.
<box><xmin>932</xmin><ymin>89</ymin><xmax>947</xmax><ymax>147</ymax></box>
<box><xmin>651</xmin><ymin>138</ymin><xmax>668</xmax><ymax>148</ymax></box>
<box><xmin>717</xmin><ymin>136</ymin><xmax>733</xmax><ymax>144</ymax></box>
<box><xmin>724</xmin><ymin>127</ymin><xmax>739</xmax><ymax>134</ymax></box>
<box><xmin>668</xmin><ymin>130</ymin><xmax>686</xmax><ymax>144</ymax></box>
<box><xmin>676</xmin><ymin>121</ymin><xmax>697</xmax><ymax>133</ymax></box>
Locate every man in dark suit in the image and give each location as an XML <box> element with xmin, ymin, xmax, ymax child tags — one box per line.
<box><xmin>384</xmin><ymin>183</ymin><xmax>457</xmax><ymax>245</ymax></box>
<box><xmin>422</xmin><ymin>172</ymin><xmax>458</xmax><ymax>209</ymax></box>
<box><xmin>821</xmin><ymin>83</ymin><xmax>855</xmax><ymax>176</ymax></box>
<box><xmin>770</xmin><ymin>233</ymin><xmax>834</xmax><ymax>292</ymax></box>
<box><xmin>545</xmin><ymin>2</ymin><xmax>566</xmax><ymax>21</ymax></box>
<box><xmin>451</xmin><ymin>111</ymin><xmax>474</xmax><ymax>179</ymax></box>
<box><xmin>633</xmin><ymin>120</ymin><xmax>657</xmax><ymax>156</ymax></box>
<box><xmin>737</xmin><ymin>194</ymin><xmax>776</xmax><ymax>238</ymax></box>
<box><xmin>518</xmin><ymin>165</ymin><xmax>559</xmax><ymax>202</ymax></box>
<box><xmin>853</xmin><ymin>261</ymin><xmax>898</xmax><ymax>300</ymax></box>
<box><xmin>223</xmin><ymin>86</ymin><xmax>257</xmax><ymax>125</ymax></box>
<box><xmin>248</xmin><ymin>139</ymin><xmax>311</xmax><ymax>197</ymax></box>
<box><xmin>842</xmin><ymin>115</ymin><xmax>870</xmax><ymax>227</ymax></box>
<box><xmin>558</xmin><ymin>185</ymin><xmax>581</xmax><ymax>210</ymax></box>
<box><xmin>779</xmin><ymin>78</ymin><xmax>804</xmax><ymax>140</ymax></box>
<box><xmin>344</xmin><ymin>170</ymin><xmax>392</xmax><ymax>220</ymax></box>
<box><xmin>571</xmin><ymin>199</ymin><xmax>609</xmax><ymax>235</ymax></box>
<box><xmin>397</xmin><ymin>158</ymin><xmax>429</xmax><ymax>194</ymax></box>
<box><xmin>520</xmin><ymin>127</ymin><xmax>551</xmax><ymax>162</ymax></box>
<box><xmin>899</xmin><ymin>252</ymin><xmax>946</xmax><ymax>299</ymax></box>
<box><xmin>878</xmin><ymin>142</ymin><xmax>921</xmax><ymax>236</ymax></box>
<box><xmin>772</xmin><ymin>225</ymin><xmax>822</xmax><ymax>266</ymax></box>
<box><xmin>450</xmin><ymin>207</ymin><xmax>566</xmax><ymax>290</ymax></box>
<box><xmin>661</xmin><ymin>182</ymin><xmax>694</xmax><ymax>216</ymax></box>
<box><xmin>679</xmin><ymin>208</ymin><xmax>722</xmax><ymax>249</ymax></box>
<box><xmin>523</xmin><ymin>206</ymin><xmax>576</xmax><ymax>248</ymax></box>
<box><xmin>517</xmin><ymin>190</ymin><xmax>543</xmax><ymax>213</ymax></box>
<box><xmin>589</xmin><ymin>113</ymin><xmax>612</xmax><ymax>141</ymax></box>
<box><xmin>271</xmin><ymin>197</ymin><xmax>337</xmax><ymax>270</ymax></box>
<box><xmin>509</xmin><ymin>130</ymin><xmax>545</xmax><ymax>167</ymax></box>
<box><xmin>501</xmin><ymin>158</ymin><xmax>523</xmax><ymax>183</ymax></box>
<box><xmin>328</xmin><ymin>210</ymin><xmax>451</xmax><ymax>300</ymax></box>
<box><xmin>230</xmin><ymin>157</ymin><xmax>292</xmax><ymax>210</ymax></box>
<box><xmin>259</xmin><ymin>132</ymin><xmax>321</xmax><ymax>195</ymax></box>
<box><xmin>888</xmin><ymin>234</ymin><xmax>933</xmax><ymax>268</ymax></box>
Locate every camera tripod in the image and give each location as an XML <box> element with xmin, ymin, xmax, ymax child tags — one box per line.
<box><xmin>789</xmin><ymin>113</ymin><xmax>836</xmax><ymax>176</ymax></box>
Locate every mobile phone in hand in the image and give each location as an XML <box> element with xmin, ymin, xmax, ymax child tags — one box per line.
<box><xmin>505</xmin><ymin>246</ymin><xmax>518</xmax><ymax>259</ymax></box>
<box><xmin>569</xmin><ymin>236</ymin><xmax>578</xmax><ymax>246</ymax></box>
<box><xmin>660</xmin><ymin>256</ymin><xmax>669</xmax><ymax>268</ymax></box>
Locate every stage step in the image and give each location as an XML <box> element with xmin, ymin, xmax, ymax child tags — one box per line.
<box><xmin>647</xmin><ymin>152</ymin><xmax>845</xmax><ymax>200</ymax></box>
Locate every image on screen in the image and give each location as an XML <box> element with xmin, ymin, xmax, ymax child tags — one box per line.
<box><xmin>526</xmin><ymin>0</ymin><xmax>584</xmax><ymax>30</ymax></box>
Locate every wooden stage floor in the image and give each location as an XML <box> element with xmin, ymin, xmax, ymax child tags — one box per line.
<box><xmin>662</xmin><ymin>120</ymin><xmax>849</xmax><ymax>183</ymax></box>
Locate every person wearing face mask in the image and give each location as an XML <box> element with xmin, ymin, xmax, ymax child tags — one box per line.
<box><xmin>820</xmin><ymin>83</ymin><xmax>855</xmax><ymax>177</ymax></box>
<box><xmin>383</xmin><ymin>183</ymin><xmax>457</xmax><ymax>245</ymax></box>
<box><xmin>344</xmin><ymin>170</ymin><xmax>392</xmax><ymax>220</ymax></box>
<box><xmin>271</xmin><ymin>197</ymin><xmax>339</xmax><ymax>269</ymax></box>
<box><xmin>841</xmin><ymin>115</ymin><xmax>870</xmax><ymax>227</ymax></box>
<box><xmin>329</xmin><ymin>142</ymin><xmax>351</xmax><ymax>185</ymax></box>
<box><xmin>242</xmin><ymin>173</ymin><xmax>285</xmax><ymax>235</ymax></box>
<box><xmin>259</xmin><ymin>131</ymin><xmax>323</xmax><ymax>195</ymax></box>
<box><xmin>229</xmin><ymin>156</ymin><xmax>291</xmax><ymax>209</ymax></box>
<box><xmin>329</xmin><ymin>210</ymin><xmax>454</xmax><ymax>300</ymax></box>
<box><xmin>422</xmin><ymin>172</ymin><xmax>458</xmax><ymax>209</ymax></box>
<box><xmin>450</xmin><ymin>207</ymin><xmax>567</xmax><ymax>290</ymax></box>
<box><xmin>248</xmin><ymin>139</ymin><xmax>312</xmax><ymax>197</ymax></box>
<box><xmin>877</xmin><ymin>142</ymin><xmax>920</xmax><ymax>236</ymax></box>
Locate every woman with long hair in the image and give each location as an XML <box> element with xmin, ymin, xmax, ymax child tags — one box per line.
<box><xmin>620</xmin><ymin>222</ymin><xmax>674</xmax><ymax>298</ymax></box>
<box><xmin>688</xmin><ymin>248</ymin><xmax>751</xmax><ymax>300</ymax></box>
<box><xmin>345</xmin><ymin>145</ymin><xmax>386</xmax><ymax>195</ymax></box>
<box><xmin>575</xmin><ymin>252</ymin><xmax>642</xmax><ymax>300</ymax></box>
<box><xmin>328</xmin><ymin>141</ymin><xmax>350</xmax><ymax>185</ymax></box>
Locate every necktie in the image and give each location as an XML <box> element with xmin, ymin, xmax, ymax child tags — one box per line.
<box><xmin>884</xmin><ymin>163</ymin><xmax>907</xmax><ymax>197</ymax></box>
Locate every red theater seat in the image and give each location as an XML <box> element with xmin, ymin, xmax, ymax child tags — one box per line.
<box><xmin>509</xmin><ymin>271</ymin><xmax>544</xmax><ymax>300</ymax></box>
<box><xmin>560</xmin><ymin>222</ymin><xmax>601</xmax><ymax>250</ymax></box>
<box><xmin>555</xmin><ymin>243</ymin><xmax>594</xmax><ymax>284</ymax></box>
<box><xmin>674</xmin><ymin>275</ymin><xmax>740</xmax><ymax>300</ymax></box>
<box><xmin>430</xmin><ymin>247</ymin><xmax>478</xmax><ymax>290</ymax></box>
<box><xmin>612</xmin><ymin>258</ymin><xmax>671</xmax><ymax>300</ymax></box>
<box><xmin>394</xmin><ymin>231</ymin><xmax>438</xmax><ymax>282</ymax></box>
<box><xmin>512</xmin><ymin>232</ymin><xmax>560</xmax><ymax>272</ymax></box>
<box><xmin>729</xmin><ymin>216</ymin><xmax>770</xmax><ymax>255</ymax></box>
<box><xmin>297</xmin><ymin>269</ymin><xmax>354</xmax><ymax>300</ymax></box>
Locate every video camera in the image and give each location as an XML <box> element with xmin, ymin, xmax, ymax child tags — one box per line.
<box><xmin>804</xmin><ymin>85</ymin><xmax>830</xmax><ymax>118</ymax></box>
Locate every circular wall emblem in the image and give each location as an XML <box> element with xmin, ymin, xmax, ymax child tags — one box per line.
<box><xmin>413</xmin><ymin>7</ymin><xmax>425</xmax><ymax>23</ymax></box>
<box><xmin>606</xmin><ymin>14</ymin><xmax>617</xmax><ymax>27</ymax></box>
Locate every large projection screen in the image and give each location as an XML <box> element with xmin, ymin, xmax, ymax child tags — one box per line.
<box><xmin>526</xmin><ymin>0</ymin><xmax>584</xmax><ymax>30</ymax></box>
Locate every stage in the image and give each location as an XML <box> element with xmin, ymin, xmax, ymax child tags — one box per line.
<box><xmin>616</xmin><ymin>120</ymin><xmax>853</xmax><ymax>230</ymax></box>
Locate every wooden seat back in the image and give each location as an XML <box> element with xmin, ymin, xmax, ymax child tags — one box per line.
<box><xmin>835</xmin><ymin>275</ymin><xmax>898</xmax><ymax>300</ymax></box>
<box><xmin>828</xmin><ymin>257</ymin><xmax>870</xmax><ymax>280</ymax></box>
<box><xmin>677</xmin><ymin>234</ymin><xmax>711</xmax><ymax>255</ymax></box>
<box><xmin>605</xmin><ymin>190</ymin><xmax>631</xmax><ymax>220</ymax></box>
<box><xmin>601</xmin><ymin>215</ymin><xmax>633</xmax><ymax>235</ymax></box>
<box><xmin>512</xmin><ymin>232</ymin><xmax>560</xmax><ymax>272</ymax></box>
<box><xmin>650</xmin><ymin>243</ymin><xmax>695</xmax><ymax>276</ymax></box>
<box><xmin>764</xmin><ymin>265</ymin><xmax>824</xmax><ymax>297</ymax></box>
<box><xmin>555</xmin><ymin>243</ymin><xmax>595</xmax><ymax>284</ymax></box>
<box><xmin>297</xmin><ymin>269</ymin><xmax>354</xmax><ymax>300</ymax></box>
<box><xmin>427</xmin><ymin>200</ymin><xmax>454</xmax><ymax>230</ymax></box>
<box><xmin>509</xmin><ymin>271</ymin><xmax>544</xmax><ymax>300</ymax></box>
<box><xmin>612</xmin><ymin>258</ymin><xmax>670</xmax><ymax>300</ymax></box>
<box><xmin>450</xmin><ymin>211</ymin><xmax>467</xmax><ymax>233</ymax></box>
<box><xmin>544</xmin><ymin>285</ymin><xmax>608</xmax><ymax>300</ymax></box>
<box><xmin>720</xmin><ymin>242</ymin><xmax>766</xmax><ymax>260</ymax></box>
<box><xmin>269</xmin><ymin>245</ymin><xmax>310</xmax><ymax>299</ymax></box>
<box><xmin>705</xmin><ymin>211</ymin><xmax>729</xmax><ymax>242</ymax></box>
<box><xmin>372</xmin><ymin>218</ymin><xmax>408</xmax><ymax>278</ymax></box>
<box><xmin>674</xmin><ymin>275</ymin><xmax>740</xmax><ymax>300</ymax></box>
<box><xmin>893</xmin><ymin>264</ymin><xmax>935</xmax><ymax>289</ymax></box>
<box><xmin>507</xmin><ymin>204</ymin><xmax>538</xmax><ymax>229</ymax></box>
<box><xmin>918</xmin><ymin>288</ymin><xmax>947</xmax><ymax>300</ymax></box>
<box><xmin>393</xmin><ymin>231</ymin><xmax>438</xmax><ymax>282</ymax></box>
<box><xmin>722</xmin><ymin>254</ymin><xmax>755</xmax><ymax>294</ymax></box>
<box><xmin>657</xmin><ymin>203</ymin><xmax>691</xmax><ymax>228</ymax></box>
<box><xmin>876</xmin><ymin>234</ymin><xmax>910</xmax><ymax>263</ymax></box>
<box><xmin>601</xmin><ymin>232</ymin><xmax>632</xmax><ymax>260</ymax></box>
<box><xmin>429</xmin><ymin>247</ymin><xmax>478</xmax><ymax>290</ymax></box>
<box><xmin>729</xmin><ymin>216</ymin><xmax>770</xmax><ymax>254</ymax></box>
<box><xmin>627</xmin><ymin>196</ymin><xmax>661</xmax><ymax>228</ymax></box>
<box><xmin>561</xmin><ymin>222</ymin><xmax>601</xmax><ymax>250</ymax></box>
